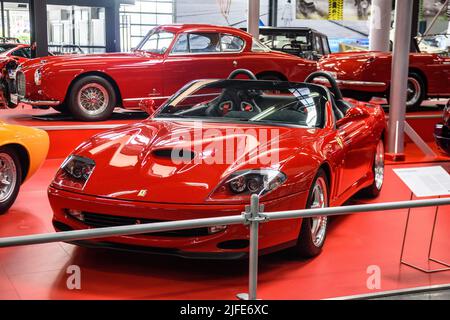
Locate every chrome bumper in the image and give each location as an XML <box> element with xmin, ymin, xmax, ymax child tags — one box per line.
<box><xmin>13</xmin><ymin>95</ymin><xmax>61</xmax><ymax>107</ymax></box>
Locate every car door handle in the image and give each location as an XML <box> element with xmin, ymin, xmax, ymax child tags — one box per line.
<box><xmin>233</xmin><ymin>60</ymin><xmax>238</xmax><ymax>67</ymax></box>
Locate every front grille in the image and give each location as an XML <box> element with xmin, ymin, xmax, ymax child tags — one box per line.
<box><xmin>16</xmin><ymin>71</ymin><xmax>26</xmax><ymax>97</ymax></box>
<box><xmin>77</xmin><ymin>212</ymin><xmax>211</xmax><ymax>237</ymax></box>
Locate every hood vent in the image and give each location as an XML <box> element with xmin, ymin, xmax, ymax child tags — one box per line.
<box><xmin>152</xmin><ymin>149</ymin><xmax>196</xmax><ymax>162</ymax></box>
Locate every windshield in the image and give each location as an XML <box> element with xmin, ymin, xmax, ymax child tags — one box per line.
<box><xmin>136</xmin><ymin>29</ymin><xmax>175</xmax><ymax>54</ymax></box>
<box><xmin>155</xmin><ymin>80</ymin><xmax>328</xmax><ymax>128</ymax></box>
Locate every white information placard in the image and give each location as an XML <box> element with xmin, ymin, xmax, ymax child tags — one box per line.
<box><xmin>393</xmin><ymin>166</ymin><xmax>450</xmax><ymax>197</ymax></box>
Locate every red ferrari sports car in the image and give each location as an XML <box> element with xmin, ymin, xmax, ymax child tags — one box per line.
<box><xmin>49</xmin><ymin>71</ymin><xmax>386</xmax><ymax>259</ymax></box>
<box><xmin>318</xmin><ymin>49</ymin><xmax>450</xmax><ymax>110</ymax></box>
<box><xmin>13</xmin><ymin>24</ymin><xmax>317</xmax><ymax>121</ymax></box>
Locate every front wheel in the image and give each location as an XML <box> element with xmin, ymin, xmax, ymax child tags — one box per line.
<box><xmin>68</xmin><ymin>76</ymin><xmax>117</xmax><ymax>121</ymax></box>
<box><xmin>0</xmin><ymin>146</ymin><xmax>22</xmax><ymax>215</ymax></box>
<box><xmin>295</xmin><ymin>169</ymin><xmax>329</xmax><ymax>258</ymax></box>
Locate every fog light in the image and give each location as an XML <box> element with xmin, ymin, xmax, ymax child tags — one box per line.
<box><xmin>67</xmin><ymin>209</ymin><xmax>85</xmax><ymax>222</ymax></box>
<box><xmin>208</xmin><ymin>225</ymin><xmax>227</xmax><ymax>234</ymax></box>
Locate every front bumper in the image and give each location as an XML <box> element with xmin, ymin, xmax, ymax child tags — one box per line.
<box><xmin>48</xmin><ymin>186</ymin><xmax>308</xmax><ymax>258</ymax></box>
<box><xmin>10</xmin><ymin>93</ymin><xmax>61</xmax><ymax>107</ymax></box>
<box><xmin>435</xmin><ymin>123</ymin><xmax>450</xmax><ymax>154</ymax></box>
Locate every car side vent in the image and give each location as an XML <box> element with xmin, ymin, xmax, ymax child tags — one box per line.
<box><xmin>152</xmin><ymin>149</ymin><xmax>196</xmax><ymax>162</ymax></box>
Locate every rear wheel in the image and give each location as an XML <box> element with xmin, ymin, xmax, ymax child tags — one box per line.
<box><xmin>406</xmin><ymin>73</ymin><xmax>425</xmax><ymax>111</ymax></box>
<box><xmin>387</xmin><ymin>72</ymin><xmax>425</xmax><ymax>111</ymax></box>
<box><xmin>361</xmin><ymin>139</ymin><xmax>385</xmax><ymax>198</ymax></box>
<box><xmin>0</xmin><ymin>146</ymin><xmax>22</xmax><ymax>215</ymax></box>
<box><xmin>295</xmin><ymin>169</ymin><xmax>329</xmax><ymax>258</ymax></box>
<box><xmin>68</xmin><ymin>76</ymin><xmax>117</xmax><ymax>121</ymax></box>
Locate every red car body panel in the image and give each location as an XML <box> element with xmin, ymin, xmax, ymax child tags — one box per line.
<box><xmin>17</xmin><ymin>24</ymin><xmax>318</xmax><ymax>109</ymax></box>
<box><xmin>318</xmin><ymin>51</ymin><xmax>450</xmax><ymax>97</ymax></box>
<box><xmin>48</xmin><ymin>94</ymin><xmax>386</xmax><ymax>257</ymax></box>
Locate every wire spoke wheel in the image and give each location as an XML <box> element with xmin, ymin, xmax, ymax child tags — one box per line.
<box><xmin>77</xmin><ymin>83</ymin><xmax>110</xmax><ymax>116</ymax></box>
<box><xmin>0</xmin><ymin>153</ymin><xmax>17</xmax><ymax>203</ymax></box>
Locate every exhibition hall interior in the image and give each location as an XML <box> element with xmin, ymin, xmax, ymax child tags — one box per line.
<box><xmin>0</xmin><ymin>0</ymin><xmax>449</xmax><ymax>302</ymax></box>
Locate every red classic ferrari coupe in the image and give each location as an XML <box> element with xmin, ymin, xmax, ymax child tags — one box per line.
<box><xmin>318</xmin><ymin>50</ymin><xmax>450</xmax><ymax>110</ymax></box>
<box><xmin>12</xmin><ymin>24</ymin><xmax>317</xmax><ymax>121</ymax></box>
<box><xmin>49</xmin><ymin>71</ymin><xmax>386</xmax><ymax>259</ymax></box>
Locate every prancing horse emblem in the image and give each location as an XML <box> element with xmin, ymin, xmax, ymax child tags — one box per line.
<box><xmin>138</xmin><ymin>190</ymin><xmax>148</xmax><ymax>197</ymax></box>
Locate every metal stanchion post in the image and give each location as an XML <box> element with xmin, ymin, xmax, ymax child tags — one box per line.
<box><xmin>237</xmin><ymin>194</ymin><xmax>266</xmax><ymax>301</ymax></box>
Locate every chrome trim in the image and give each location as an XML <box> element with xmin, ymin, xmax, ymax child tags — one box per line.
<box><xmin>315</xmin><ymin>78</ymin><xmax>386</xmax><ymax>87</ymax></box>
<box><xmin>19</xmin><ymin>98</ymin><xmax>61</xmax><ymax>106</ymax></box>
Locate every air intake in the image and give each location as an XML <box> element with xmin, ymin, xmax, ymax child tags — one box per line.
<box><xmin>152</xmin><ymin>149</ymin><xmax>196</xmax><ymax>162</ymax></box>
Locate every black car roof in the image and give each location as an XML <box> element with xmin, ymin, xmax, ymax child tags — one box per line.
<box><xmin>242</xmin><ymin>27</ymin><xmax>328</xmax><ymax>38</ymax></box>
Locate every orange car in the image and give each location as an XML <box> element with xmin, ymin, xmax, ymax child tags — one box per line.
<box><xmin>0</xmin><ymin>121</ymin><xmax>49</xmax><ymax>214</ymax></box>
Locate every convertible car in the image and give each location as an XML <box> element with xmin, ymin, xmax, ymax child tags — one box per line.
<box><xmin>435</xmin><ymin>100</ymin><xmax>450</xmax><ymax>154</ymax></box>
<box><xmin>0</xmin><ymin>121</ymin><xmax>49</xmax><ymax>214</ymax></box>
<box><xmin>13</xmin><ymin>24</ymin><xmax>317</xmax><ymax>121</ymax></box>
<box><xmin>49</xmin><ymin>71</ymin><xmax>386</xmax><ymax>259</ymax></box>
<box><xmin>318</xmin><ymin>48</ymin><xmax>450</xmax><ymax>110</ymax></box>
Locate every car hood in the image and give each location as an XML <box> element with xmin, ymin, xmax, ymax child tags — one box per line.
<box><xmin>19</xmin><ymin>51</ymin><xmax>162</xmax><ymax>70</ymax></box>
<box><xmin>69</xmin><ymin>120</ymin><xmax>319</xmax><ymax>204</ymax></box>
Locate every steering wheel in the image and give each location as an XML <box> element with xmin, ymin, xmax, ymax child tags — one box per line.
<box><xmin>305</xmin><ymin>71</ymin><xmax>343</xmax><ymax>101</ymax></box>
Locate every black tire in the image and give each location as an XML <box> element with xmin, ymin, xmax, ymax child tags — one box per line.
<box><xmin>295</xmin><ymin>169</ymin><xmax>329</xmax><ymax>258</ymax></box>
<box><xmin>68</xmin><ymin>76</ymin><xmax>117</xmax><ymax>121</ymax></box>
<box><xmin>0</xmin><ymin>146</ymin><xmax>22</xmax><ymax>215</ymax></box>
<box><xmin>360</xmin><ymin>139</ymin><xmax>385</xmax><ymax>198</ymax></box>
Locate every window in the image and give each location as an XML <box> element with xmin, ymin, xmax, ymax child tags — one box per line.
<box><xmin>189</xmin><ymin>33</ymin><xmax>220</xmax><ymax>53</ymax></box>
<box><xmin>221</xmin><ymin>34</ymin><xmax>244</xmax><ymax>52</ymax></box>
<box><xmin>251</xmin><ymin>38</ymin><xmax>271</xmax><ymax>52</ymax></box>
<box><xmin>171</xmin><ymin>33</ymin><xmax>188</xmax><ymax>54</ymax></box>
<box><xmin>321</xmin><ymin>37</ymin><xmax>330</xmax><ymax>55</ymax></box>
<box><xmin>139</xmin><ymin>30</ymin><xmax>174</xmax><ymax>54</ymax></box>
<box><xmin>11</xmin><ymin>48</ymin><xmax>31</xmax><ymax>58</ymax></box>
<box><xmin>314</xmin><ymin>35</ymin><xmax>323</xmax><ymax>55</ymax></box>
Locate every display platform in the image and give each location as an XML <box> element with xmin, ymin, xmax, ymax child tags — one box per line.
<box><xmin>0</xmin><ymin>160</ymin><xmax>448</xmax><ymax>300</ymax></box>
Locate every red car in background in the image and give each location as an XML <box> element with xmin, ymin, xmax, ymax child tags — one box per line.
<box><xmin>13</xmin><ymin>24</ymin><xmax>318</xmax><ymax>121</ymax></box>
<box><xmin>49</xmin><ymin>71</ymin><xmax>386</xmax><ymax>259</ymax></box>
<box><xmin>0</xmin><ymin>42</ymin><xmax>33</xmax><ymax>108</ymax></box>
<box><xmin>318</xmin><ymin>50</ymin><xmax>450</xmax><ymax>110</ymax></box>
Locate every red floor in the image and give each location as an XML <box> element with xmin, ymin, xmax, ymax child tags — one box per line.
<box><xmin>0</xmin><ymin>106</ymin><xmax>449</xmax><ymax>300</ymax></box>
<box><xmin>0</xmin><ymin>160</ymin><xmax>449</xmax><ymax>300</ymax></box>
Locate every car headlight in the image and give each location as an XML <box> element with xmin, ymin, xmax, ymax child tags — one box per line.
<box><xmin>34</xmin><ymin>68</ymin><xmax>42</xmax><ymax>85</ymax></box>
<box><xmin>208</xmin><ymin>169</ymin><xmax>286</xmax><ymax>202</ymax></box>
<box><xmin>53</xmin><ymin>155</ymin><xmax>95</xmax><ymax>190</ymax></box>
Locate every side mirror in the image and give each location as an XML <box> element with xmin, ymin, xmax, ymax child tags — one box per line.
<box><xmin>139</xmin><ymin>99</ymin><xmax>157</xmax><ymax>115</ymax></box>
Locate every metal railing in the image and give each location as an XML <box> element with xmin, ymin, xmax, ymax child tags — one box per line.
<box><xmin>0</xmin><ymin>196</ymin><xmax>449</xmax><ymax>300</ymax></box>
